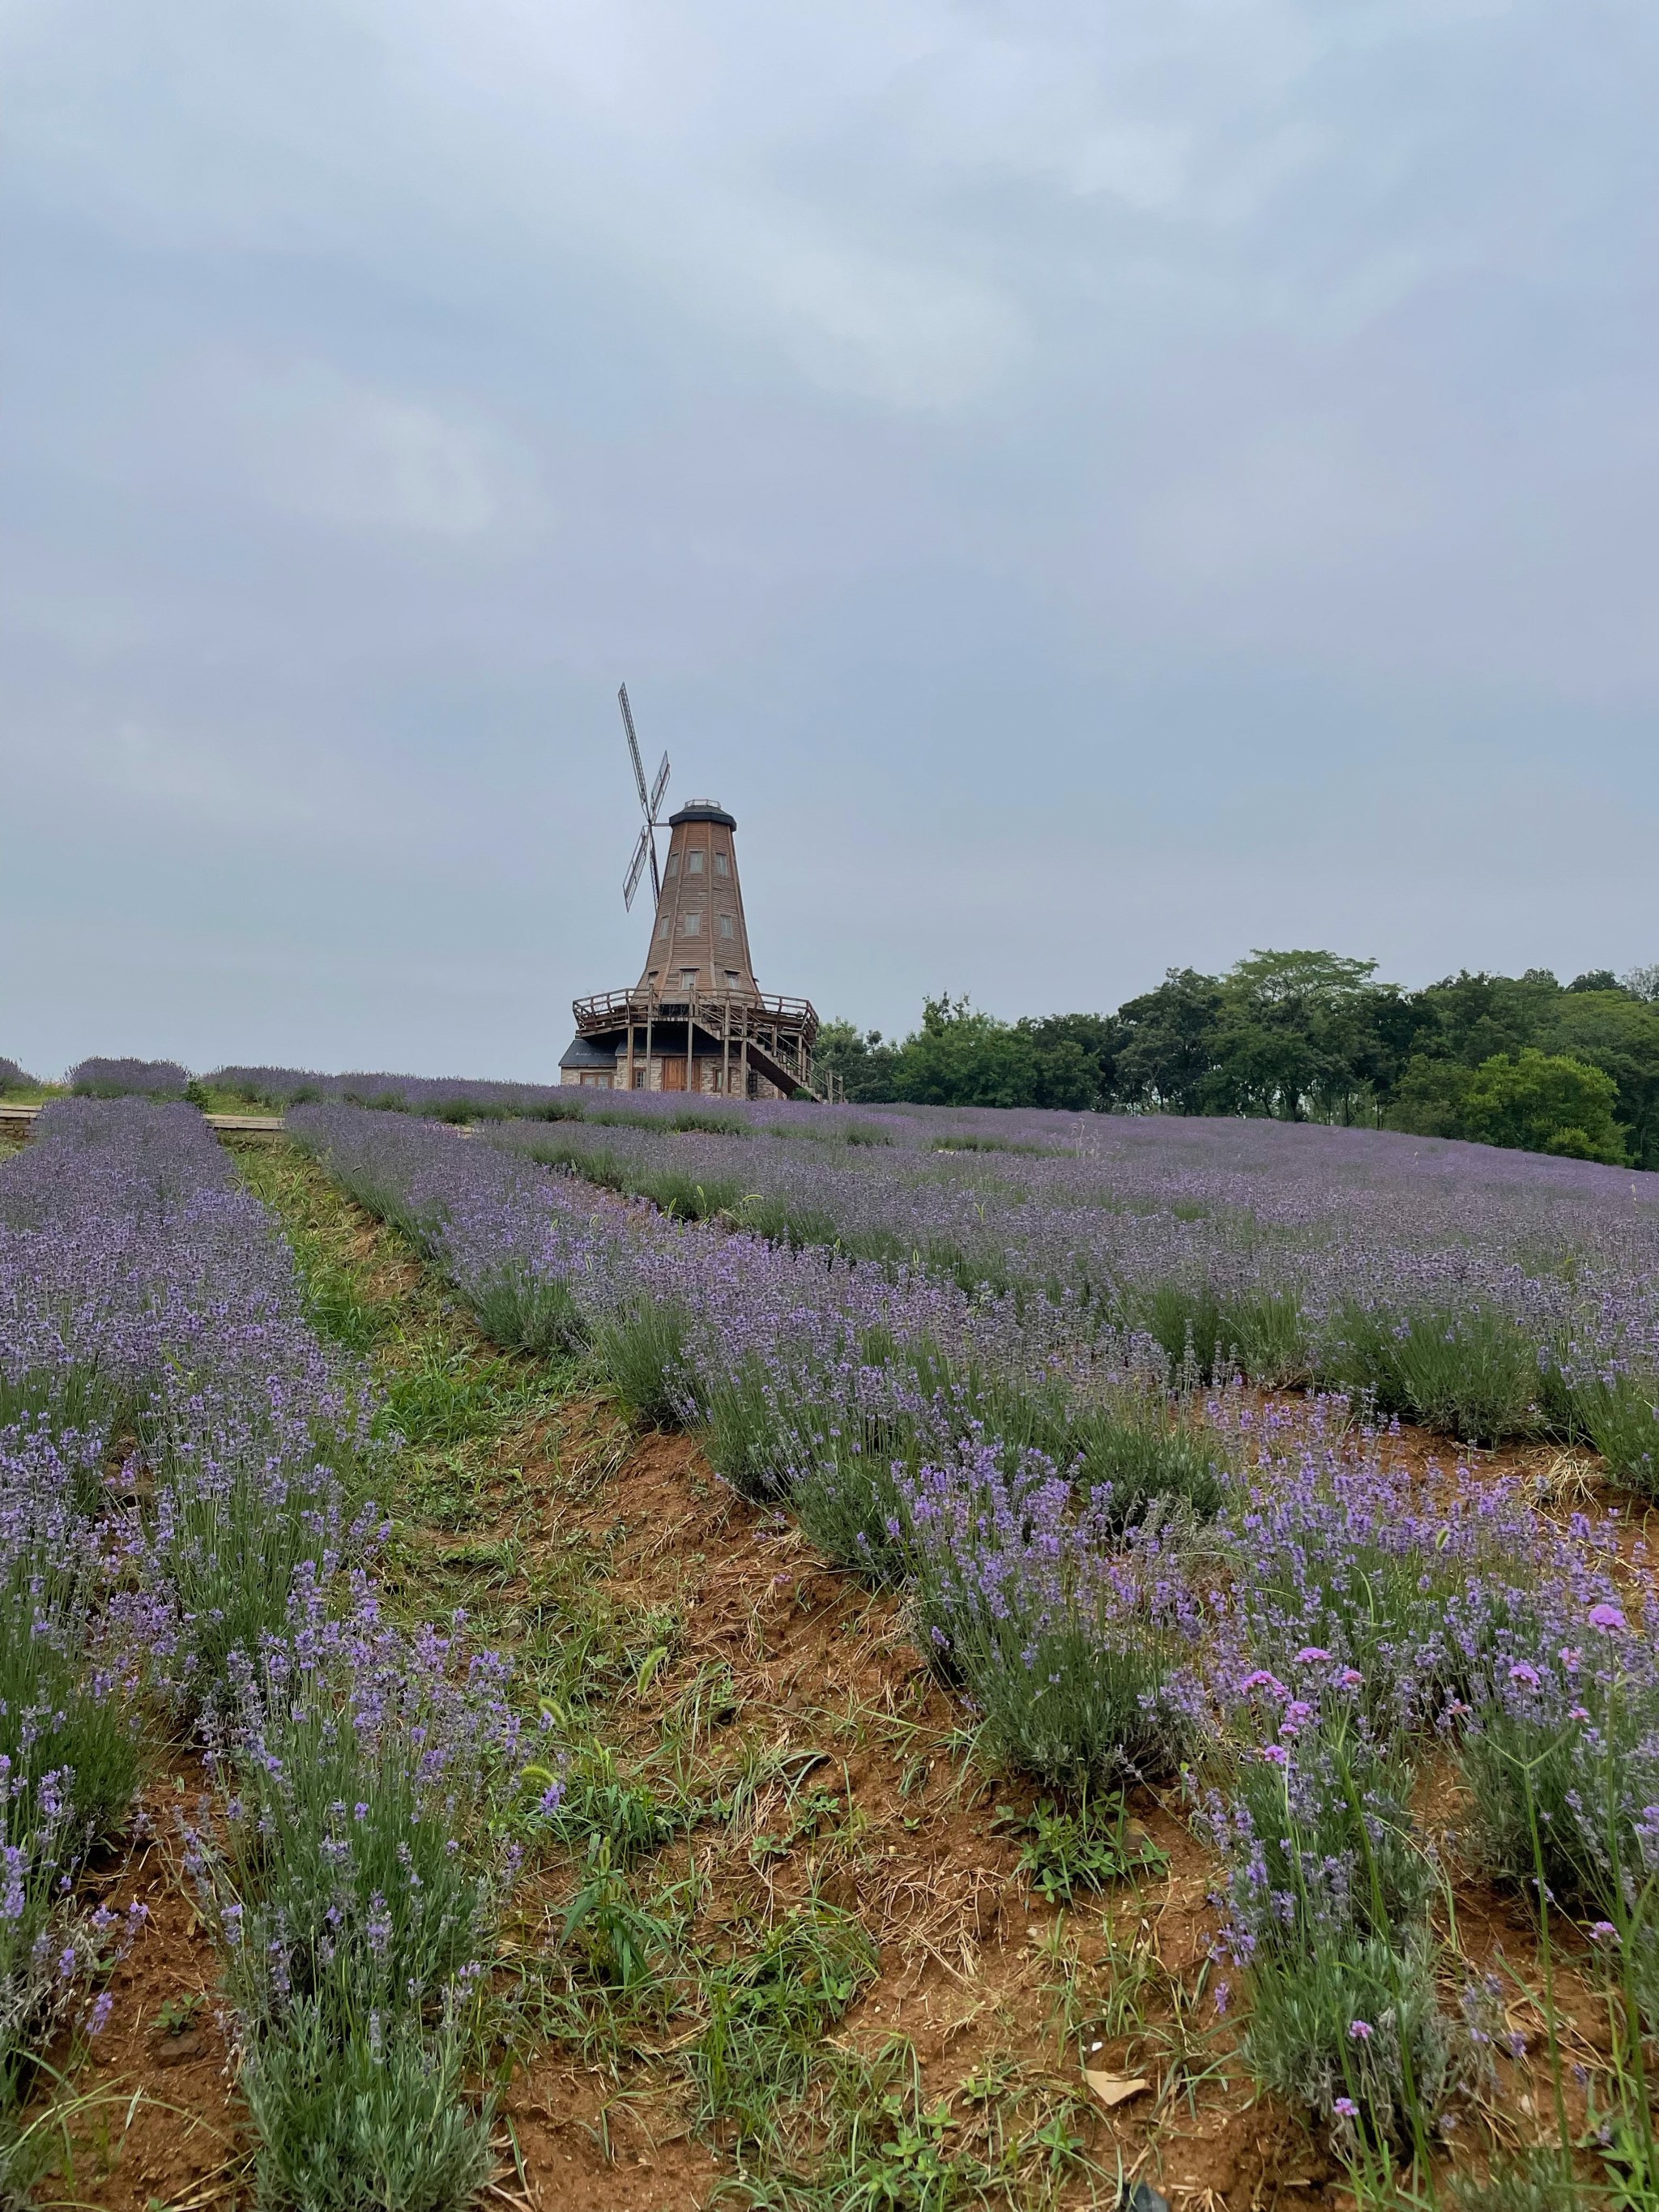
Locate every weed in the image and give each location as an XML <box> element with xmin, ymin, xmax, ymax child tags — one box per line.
<box><xmin>688</xmin><ymin>1903</ymin><xmax>878</xmax><ymax>2146</ymax></box>
<box><xmin>1004</xmin><ymin>1795</ymin><xmax>1167</xmax><ymax>1905</ymax></box>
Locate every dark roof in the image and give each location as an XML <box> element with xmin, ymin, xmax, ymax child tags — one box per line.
<box><xmin>667</xmin><ymin>802</ymin><xmax>736</xmax><ymax>830</ymax></box>
<box><xmin>557</xmin><ymin>1033</ymin><xmax>619</xmax><ymax>1070</ymax></box>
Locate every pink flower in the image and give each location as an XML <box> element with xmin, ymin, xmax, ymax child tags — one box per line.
<box><xmin>1333</xmin><ymin>2096</ymin><xmax>1358</xmax><ymax>2119</ymax></box>
<box><xmin>1508</xmin><ymin>1662</ymin><xmax>1542</xmax><ymax>1690</ymax></box>
<box><xmin>1241</xmin><ymin>1670</ymin><xmax>1288</xmax><ymax>1701</ymax></box>
<box><xmin>1294</xmin><ymin>1647</ymin><xmax>1331</xmax><ymax>1666</ymax></box>
<box><xmin>1589</xmin><ymin>1603</ymin><xmax>1627</xmax><ymax>1635</ymax></box>
<box><xmin>1259</xmin><ymin>1744</ymin><xmax>1290</xmax><ymax>1767</ymax></box>
<box><xmin>1348</xmin><ymin>2018</ymin><xmax>1375</xmax><ymax>2042</ymax></box>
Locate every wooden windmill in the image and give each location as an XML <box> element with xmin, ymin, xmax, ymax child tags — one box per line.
<box><xmin>561</xmin><ymin>686</ymin><xmax>820</xmax><ymax>1099</ymax></box>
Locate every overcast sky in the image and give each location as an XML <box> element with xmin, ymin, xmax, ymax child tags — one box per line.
<box><xmin>3</xmin><ymin>0</ymin><xmax>1656</xmax><ymax>1079</ymax></box>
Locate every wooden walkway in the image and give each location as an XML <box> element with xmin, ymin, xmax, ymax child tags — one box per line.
<box><xmin>0</xmin><ymin>1103</ymin><xmax>285</xmax><ymax>1132</ymax></box>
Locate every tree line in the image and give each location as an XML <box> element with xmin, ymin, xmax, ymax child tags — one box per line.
<box><xmin>816</xmin><ymin>951</ymin><xmax>1659</xmax><ymax>1168</ymax></box>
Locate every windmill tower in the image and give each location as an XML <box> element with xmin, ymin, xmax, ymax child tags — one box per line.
<box><xmin>560</xmin><ymin>686</ymin><xmax>820</xmax><ymax>1099</ymax></box>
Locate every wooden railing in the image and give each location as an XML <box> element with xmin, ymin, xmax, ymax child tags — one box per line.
<box><xmin>572</xmin><ymin>988</ymin><xmax>819</xmax><ymax>1048</ymax></box>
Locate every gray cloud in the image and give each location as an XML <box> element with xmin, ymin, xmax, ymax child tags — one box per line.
<box><xmin>2</xmin><ymin>0</ymin><xmax>1656</xmax><ymax>1076</ymax></box>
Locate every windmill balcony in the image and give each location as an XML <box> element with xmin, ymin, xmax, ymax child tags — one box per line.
<box><xmin>573</xmin><ymin>986</ymin><xmax>818</xmax><ymax>1044</ymax></box>
<box><xmin>569</xmin><ymin>984</ymin><xmax>821</xmax><ymax>1100</ymax></box>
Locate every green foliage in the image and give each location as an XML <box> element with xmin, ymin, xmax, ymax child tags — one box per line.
<box><xmin>1569</xmin><ymin>1369</ymin><xmax>1659</xmax><ymax>1495</ymax></box>
<box><xmin>1242</xmin><ymin>1931</ymin><xmax>1454</xmax><ymax>2154</ymax></box>
<box><xmin>1007</xmin><ymin>1794</ymin><xmax>1167</xmax><ymax>1902</ymax></box>
<box><xmin>238</xmin><ymin>1999</ymin><xmax>491</xmax><ymax>2212</ymax></box>
<box><xmin>1320</xmin><ymin>1298</ymin><xmax>1545</xmax><ymax>1443</ymax></box>
<box><xmin>591</xmin><ymin>1299</ymin><xmax>695</xmax><ymax>1427</ymax></box>
<box><xmin>813</xmin><ymin>1021</ymin><xmax>903</xmax><ymax>1104</ymax></box>
<box><xmin>889</xmin><ymin>998</ymin><xmax>1043</xmax><ymax>1110</ymax></box>
<box><xmin>1207</xmin><ymin>950</ymin><xmax>1389</xmax><ymax>1123</ymax></box>
<box><xmin>1535</xmin><ymin>993</ymin><xmax>1659</xmax><ymax>1168</ymax></box>
<box><xmin>688</xmin><ymin>1905</ymin><xmax>877</xmax><ymax>2145</ymax></box>
<box><xmin>549</xmin><ymin>1744</ymin><xmax>687</xmax><ymax>1864</ymax></box>
<box><xmin>1387</xmin><ymin>1054</ymin><xmax>1477</xmax><ymax>1137</ymax></box>
<box><xmin>1460</xmin><ymin>1050</ymin><xmax>1628</xmax><ymax>1164</ymax></box>
<box><xmin>811</xmin><ymin>950</ymin><xmax>1659</xmax><ymax>1163</ymax></box>
<box><xmin>467</xmin><ymin>1262</ymin><xmax>589</xmax><ymax>1353</ymax></box>
<box><xmin>1448</xmin><ymin>2149</ymin><xmax>1584</xmax><ymax>2212</ymax></box>
<box><xmin>1113</xmin><ymin>967</ymin><xmax>1227</xmax><ymax>1115</ymax></box>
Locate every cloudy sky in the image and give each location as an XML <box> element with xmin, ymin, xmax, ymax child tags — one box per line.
<box><xmin>3</xmin><ymin>0</ymin><xmax>1655</xmax><ymax>1079</ymax></box>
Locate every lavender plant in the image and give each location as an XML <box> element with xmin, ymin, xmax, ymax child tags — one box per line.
<box><xmin>898</xmin><ymin>1439</ymin><xmax>1201</xmax><ymax>1783</ymax></box>
<box><xmin>1454</xmin><ymin>1569</ymin><xmax>1659</xmax><ymax>2026</ymax></box>
<box><xmin>1199</xmin><ymin>1665</ymin><xmax>1456</xmax><ymax>2159</ymax></box>
<box><xmin>67</xmin><ymin>1057</ymin><xmax>191</xmax><ymax>1099</ymax></box>
<box><xmin>191</xmin><ymin>1585</ymin><xmax>527</xmax><ymax>2209</ymax></box>
<box><xmin>2</xmin><ymin>1101</ymin><xmax>522</xmax><ymax>2204</ymax></box>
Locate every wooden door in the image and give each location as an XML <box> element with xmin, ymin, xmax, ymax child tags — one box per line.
<box><xmin>659</xmin><ymin>1056</ymin><xmax>688</xmax><ymax>1091</ymax></box>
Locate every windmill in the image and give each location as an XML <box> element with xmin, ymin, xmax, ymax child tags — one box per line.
<box><xmin>561</xmin><ymin>682</ymin><xmax>821</xmax><ymax>1099</ymax></box>
<box><xmin>618</xmin><ymin>684</ymin><xmax>672</xmax><ymax>913</ymax></box>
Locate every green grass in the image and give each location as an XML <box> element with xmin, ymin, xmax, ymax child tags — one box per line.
<box><xmin>232</xmin><ymin>1136</ymin><xmax>1182</xmax><ymax>2212</ymax></box>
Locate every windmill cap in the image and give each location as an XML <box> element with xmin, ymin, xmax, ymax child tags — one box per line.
<box><xmin>668</xmin><ymin>801</ymin><xmax>736</xmax><ymax>829</ymax></box>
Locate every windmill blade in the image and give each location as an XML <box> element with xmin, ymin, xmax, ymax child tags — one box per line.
<box><xmin>648</xmin><ymin>751</ymin><xmax>671</xmax><ymax>821</ymax></box>
<box><xmin>618</xmin><ymin>684</ymin><xmax>650</xmax><ymax>815</ymax></box>
<box><xmin>623</xmin><ymin>823</ymin><xmax>653</xmax><ymax>911</ymax></box>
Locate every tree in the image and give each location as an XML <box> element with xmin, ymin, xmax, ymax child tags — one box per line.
<box><xmin>1017</xmin><ymin>1013</ymin><xmax>1122</xmax><ymax>1111</ymax></box>
<box><xmin>813</xmin><ymin>1020</ymin><xmax>901</xmax><ymax>1103</ymax></box>
<box><xmin>1623</xmin><ymin>964</ymin><xmax>1659</xmax><ymax>1005</ymax></box>
<box><xmin>1209</xmin><ymin>950</ymin><xmax>1386</xmax><ymax>1121</ymax></box>
<box><xmin>1406</xmin><ymin>970</ymin><xmax>1564</xmax><ymax>1069</ymax></box>
<box><xmin>889</xmin><ymin>997</ymin><xmax>1042</xmax><ymax>1108</ymax></box>
<box><xmin>1459</xmin><ymin>1050</ymin><xmax>1628</xmax><ymax>1164</ymax></box>
<box><xmin>1388</xmin><ymin>1055</ymin><xmax>1477</xmax><ymax>1138</ymax></box>
<box><xmin>1534</xmin><ymin>991</ymin><xmax>1659</xmax><ymax>1169</ymax></box>
<box><xmin>1113</xmin><ymin>969</ymin><xmax>1225</xmax><ymax>1113</ymax></box>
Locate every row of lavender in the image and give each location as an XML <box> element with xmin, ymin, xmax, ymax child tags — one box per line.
<box><xmin>0</xmin><ymin>1103</ymin><xmax>528</xmax><ymax>2203</ymax></box>
<box><xmin>476</xmin><ymin>1104</ymin><xmax>1659</xmax><ymax>1476</ymax></box>
<box><xmin>292</xmin><ymin>1100</ymin><xmax>1659</xmax><ymax>2163</ymax></box>
<box><xmin>211</xmin><ymin>1059</ymin><xmax>1659</xmax><ymax>1468</ymax></box>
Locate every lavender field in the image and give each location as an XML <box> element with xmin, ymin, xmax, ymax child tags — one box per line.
<box><xmin>286</xmin><ymin>1080</ymin><xmax>1659</xmax><ymax>1468</ymax></box>
<box><xmin>6</xmin><ymin>1088</ymin><xmax>1659</xmax><ymax>2209</ymax></box>
<box><xmin>0</xmin><ymin>1103</ymin><xmax>539</xmax><ymax>2205</ymax></box>
<box><xmin>276</xmin><ymin>1092</ymin><xmax>1659</xmax><ymax>2194</ymax></box>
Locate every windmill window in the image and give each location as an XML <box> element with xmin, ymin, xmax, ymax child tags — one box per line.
<box><xmin>681</xmin><ymin>912</ymin><xmax>702</xmax><ymax>935</ymax></box>
<box><xmin>666</xmin><ymin>853</ymin><xmax>679</xmax><ymax>878</ymax></box>
<box><xmin>724</xmin><ymin>970</ymin><xmax>741</xmax><ymax>987</ymax></box>
<box><xmin>688</xmin><ymin>850</ymin><xmax>704</xmax><ymax>875</ymax></box>
<box><xmin>714</xmin><ymin>852</ymin><xmax>730</xmax><ymax>878</ymax></box>
<box><xmin>680</xmin><ymin>968</ymin><xmax>698</xmax><ymax>987</ymax></box>
<box><xmin>655</xmin><ymin>915</ymin><xmax>670</xmax><ymax>940</ymax></box>
<box><xmin>719</xmin><ymin>914</ymin><xmax>735</xmax><ymax>939</ymax></box>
